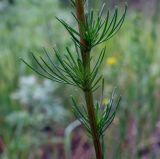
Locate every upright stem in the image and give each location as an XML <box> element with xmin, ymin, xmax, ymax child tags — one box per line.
<box><xmin>75</xmin><ymin>1</ymin><xmax>103</xmax><ymax>159</ymax></box>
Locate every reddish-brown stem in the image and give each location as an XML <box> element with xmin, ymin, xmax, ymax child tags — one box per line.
<box><xmin>75</xmin><ymin>1</ymin><xmax>103</xmax><ymax>159</ymax></box>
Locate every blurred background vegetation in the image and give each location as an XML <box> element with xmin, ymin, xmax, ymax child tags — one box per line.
<box><xmin>0</xmin><ymin>0</ymin><xmax>160</xmax><ymax>159</ymax></box>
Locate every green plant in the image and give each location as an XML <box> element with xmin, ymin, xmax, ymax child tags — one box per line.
<box><xmin>22</xmin><ymin>0</ymin><xmax>127</xmax><ymax>158</ymax></box>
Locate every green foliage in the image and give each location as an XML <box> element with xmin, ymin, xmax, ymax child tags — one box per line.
<box><xmin>57</xmin><ymin>4</ymin><xmax>127</xmax><ymax>51</ymax></box>
<box><xmin>22</xmin><ymin>47</ymin><xmax>105</xmax><ymax>90</ymax></box>
<box><xmin>0</xmin><ymin>0</ymin><xmax>160</xmax><ymax>158</ymax></box>
<box><xmin>22</xmin><ymin>1</ymin><xmax>127</xmax><ymax>148</ymax></box>
<box><xmin>72</xmin><ymin>88</ymin><xmax>121</xmax><ymax>138</ymax></box>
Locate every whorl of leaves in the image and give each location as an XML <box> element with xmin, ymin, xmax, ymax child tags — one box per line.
<box><xmin>21</xmin><ymin>47</ymin><xmax>105</xmax><ymax>91</ymax></box>
<box><xmin>72</xmin><ymin>87</ymin><xmax>121</xmax><ymax>138</ymax></box>
<box><xmin>57</xmin><ymin>3</ymin><xmax>127</xmax><ymax>51</ymax></box>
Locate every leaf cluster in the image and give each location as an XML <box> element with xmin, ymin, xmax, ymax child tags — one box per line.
<box><xmin>57</xmin><ymin>3</ymin><xmax>127</xmax><ymax>51</ymax></box>
<box><xmin>72</xmin><ymin>88</ymin><xmax>121</xmax><ymax>138</ymax></box>
<box><xmin>21</xmin><ymin>47</ymin><xmax>105</xmax><ymax>91</ymax></box>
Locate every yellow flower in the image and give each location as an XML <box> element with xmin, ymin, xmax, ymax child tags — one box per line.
<box><xmin>106</xmin><ymin>57</ymin><xmax>117</xmax><ymax>66</ymax></box>
<box><xmin>102</xmin><ymin>98</ymin><xmax>109</xmax><ymax>105</ymax></box>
